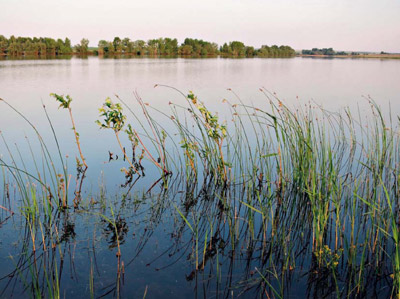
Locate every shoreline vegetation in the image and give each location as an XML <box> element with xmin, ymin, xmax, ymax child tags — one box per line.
<box><xmin>2</xmin><ymin>35</ymin><xmax>398</xmax><ymax>60</ymax></box>
<box><xmin>299</xmin><ymin>54</ymin><xmax>400</xmax><ymax>59</ymax></box>
<box><xmin>299</xmin><ymin>47</ymin><xmax>400</xmax><ymax>59</ymax></box>
<box><xmin>0</xmin><ymin>35</ymin><xmax>295</xmax><ymax>58</ymax></box>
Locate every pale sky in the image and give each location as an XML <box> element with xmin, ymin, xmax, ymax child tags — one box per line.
<box><xmin>1</xmin><ymin>0</ymin><xmax>399</xmax><ymax>52</ymax></box>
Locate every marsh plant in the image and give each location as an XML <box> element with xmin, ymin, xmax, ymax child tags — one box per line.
<box><xmin>187</xmin><ymin>91</ymin><xmax>228</xmax><ymax>182</ymax></box>
<box><xmin>96</xmin><ymin>98</ymin><xmax>141</xmax><ymax>178</ymax></box>
<box><xmin>97</xmin><ymin>97</ymin><xmax>171</xmax><ymax>180</ymax></box>
<box><xmin>1</xmin><ymin>89</ymin><xmax>400</xmax><ymax>298</ymax></box>
<box><xmin>51</xmin><ymin>93</ymin><xmax>88</xmax><ymax>205</ymax></box>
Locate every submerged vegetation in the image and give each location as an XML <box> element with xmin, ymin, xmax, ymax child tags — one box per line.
<box><xmin>1</xmin><ymin>88</ymin><xmax>400</xmax><ymax>297</ymax></box>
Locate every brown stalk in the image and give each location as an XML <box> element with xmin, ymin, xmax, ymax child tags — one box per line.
<box><xmin>0</xmin><ymin>204</ymin><xmax>14</xmax><ymax>215</ymax></box>
<box><xmin>68</xmin><ymin>107</ymin><xmax>88</xmax><ymax>169</ymax></box>
<box><xmin>115</xmin><ymin>131</ymin><xmax>140</xmax><ymax>175</ymax></box>
<box><xmin>218</xmin><ymin>141</ymin><xmax>227</xmax><ymax>181</ymax></box>
<box><xmin>135</xmin><ymin>93</ymin><xmax>166</xmax><ymax>167</ymax></box>
<box><xmin>134</xmin><ymin>130</ymin><xmax>170</xmax><ymax>174</ymax></box>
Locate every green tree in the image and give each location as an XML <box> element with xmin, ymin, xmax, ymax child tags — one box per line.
<box><xmin>45</xmin><ymin>38</ymin><xmax>56</xmax><ymax>55</ymax></box>
<box><xmin>8</xmin><ymin>42</ymin><xmax>21</xmax><ymax>56</ymax></box>
<box><xmin>180</xmin><ymin>38</ymin><xmax>218</xmax><ymax>56</ymax></box>
<box><xmin>64</xmin><ymin>38</ymin><xmax>72</xmax><ymax>51</ymax></box>
<box><xmin>0</xmin><ymin>35</ymin><xmax>9</xmax><ymax>55</ymax></box>
<box><xmin>38</xmin><ymin>42</ymin><xmax>47</xmax><ymax>56</ymax></box>
<box><xmin>98</xmin><ymin>40</ymin><xmax>109</xmax><ymax>55</ymax></box>
<box><xmin>229</xmin><ymin>41</ymin><xmax>245</xmax><ymax>56</ymax></box>
<box><xmin>245</xmin><ymin>46</ymin><xmax>255</xmax><ymax>57</ymax></box>
<box><xmin>179</xmin><ymin>44</ymin><xmax>193</xmax><ymax>56</ymax></box>
<box><xmin>24</xmin><ymin>39</ymin><xmax>35</xmax><ymax>55</ymax></box>
<box><xmin>133</xmin><ymin>40</ymin><xmax>146</xmax><ymax>55</ymax></box>
<box><xmin>75</xmin><ymin>38</ymin><xmax>89</xmax><ymax>54</ymax></box>
<box><xmin>147</xmin><ymin>39</ymin><xmax>159</xmax><ymax>55</ymax></box>
<box><xmin>113</xmin><ymin>37</ymin><xmax>122</xmax><ymax>53</ymax></box>
<box><xmin>122</xmin><ymin>38</ymin><xmax>133</xmax><ymax>53</ymax></box>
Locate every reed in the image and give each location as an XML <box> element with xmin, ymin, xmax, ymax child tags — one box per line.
<box><xmin>50</xmin><ymin>93</ymin><xmax>88</xmax><ymax>205</ymax></box>
<box><xmin>1</xmin><ymin>90</ymin><xmax>400</xmax><ymax>297</ymax></box>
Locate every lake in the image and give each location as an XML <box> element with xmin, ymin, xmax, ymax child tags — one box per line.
<box><xmin>1</xmin><ymin>57</ymin><xmax>400</xmax><ymax>298</ymax></box>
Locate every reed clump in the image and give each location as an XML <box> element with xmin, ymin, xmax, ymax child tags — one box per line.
<box><xmin>1</xmin><ymin>89</ymin><xmax>400</xmax><ymax>297</ymax></box>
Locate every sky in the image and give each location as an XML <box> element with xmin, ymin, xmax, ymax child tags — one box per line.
<box><xmin>1</xmin><ymin>0</ymin><xmax>399</xmax><ymax>52</ymax></box>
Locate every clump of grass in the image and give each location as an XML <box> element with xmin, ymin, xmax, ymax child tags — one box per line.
<box><xmin>0</xmin><ymin>97</ymin><xmax>66</xmax><ymax>209</ymax></box>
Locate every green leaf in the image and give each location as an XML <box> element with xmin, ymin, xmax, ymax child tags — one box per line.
<box><xmin>261</xmin><ymin>153</ymin><xmax>278</xmax><ymax>158</ymax></box>
<box><xmin>173</xmin><ymin>204</ymin><xmax>193</xmax><ymax>232</ymax></box>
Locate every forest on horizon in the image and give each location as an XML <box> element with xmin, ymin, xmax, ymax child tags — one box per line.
<box><xmin>0</xmin><ymin>35</ymin><xmax>296</xmax><ymax>58</ymax></box>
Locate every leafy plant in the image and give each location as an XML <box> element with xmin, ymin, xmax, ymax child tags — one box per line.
<box><xmin>97</xmin><ymin>98</ymin><xmax>140</xmax><ymax>176</ymax></box>
<box><xmin>187</xmin><ymin>91</ymin><xmax>228</xmax><ymax>181</ymax></box>
<box><xmin>51</xmin><ymin>93</ymin><xmax>88</xmax><ymax>205</ymax></box>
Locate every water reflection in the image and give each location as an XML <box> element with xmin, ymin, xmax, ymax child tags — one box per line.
<box><xmin>0</xmin><ymin>179</ymin><xmax>396</xmax><ymax>297</ymax></box>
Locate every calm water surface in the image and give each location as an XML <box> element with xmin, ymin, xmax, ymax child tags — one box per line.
<box><xmin>1</xmin><ymin>57</ymin><xmax>399</xmax><ymax>185</ymax></box>
<box><xmin>0</xmin><ymin>57</ymin><xmax>399</xmax><ymax>298</ymax></box>
<box><xmin>1</xmin><ymin>57</ymin><xmax>398</xmax><ymax>177</ymax></box>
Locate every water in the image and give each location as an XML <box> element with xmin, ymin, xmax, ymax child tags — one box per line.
<box><xmin>1</xmin><ymin>57</ymin><xmax>398</xmax><ymax>185</ymax></box>
<box><xmin>0</xmin><ymin>57</ymin><xmax>399</xmax><ymax>298</ymax></box>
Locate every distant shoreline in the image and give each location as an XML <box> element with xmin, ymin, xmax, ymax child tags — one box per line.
<box><xmin>297</xmin><ymin>54</ymin><xmax>400</xmax><ymax>59</ymax></box>
<box><xmin>2</xmin><ymin>53</ymin><xmax>400</xmax><ymax>60</ymax></box>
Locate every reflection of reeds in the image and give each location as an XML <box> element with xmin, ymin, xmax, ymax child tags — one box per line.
<box><xmin>1</xmin><ymin>89</ymin><xmax>400</xmax><ymax>297</ymax></box>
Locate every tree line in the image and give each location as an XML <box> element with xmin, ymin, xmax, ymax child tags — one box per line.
<box><xmin>219</xmin><ymin>42</ymin><xmax>295</xmax><ymax>57</ymax></box>
<box><xmin>0</xmin><ymin>35</ymin><xmax>296</xmax><ymax>58</ymax></box>
<box><xmin>98</xmin><ymin>37</ymin><xmax>295</xmax><ymax>57</ymax></box>
<box><xmin>301</xmin><ymin>48</ymin><xmax>356</xmax><ymax>56</ymax></box>
<box><xmin>0</xmin><ymin>35</ymin><xmax>73</xmax><ymax>56</ymax></box>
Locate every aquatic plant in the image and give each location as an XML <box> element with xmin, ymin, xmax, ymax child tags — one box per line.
<box><xmin>50</xmin><ymin>93</ymin><xmax>88</xmax><ymax>205</ymax></box>
<box><xmin>1</xmin><ymin>89</ymin><xmax>400</xmax><ymax>297</ymax></box>
<box><xmin>96</xmin><ymin>98</ymin><xmax>141</xmax><ymax>177</ymax></box>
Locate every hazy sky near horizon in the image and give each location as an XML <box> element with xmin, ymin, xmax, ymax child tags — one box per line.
<box><xmin>1</xmin><ymin>0</ymin><xmax>399</xmax><ymax>52</ymax></box>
